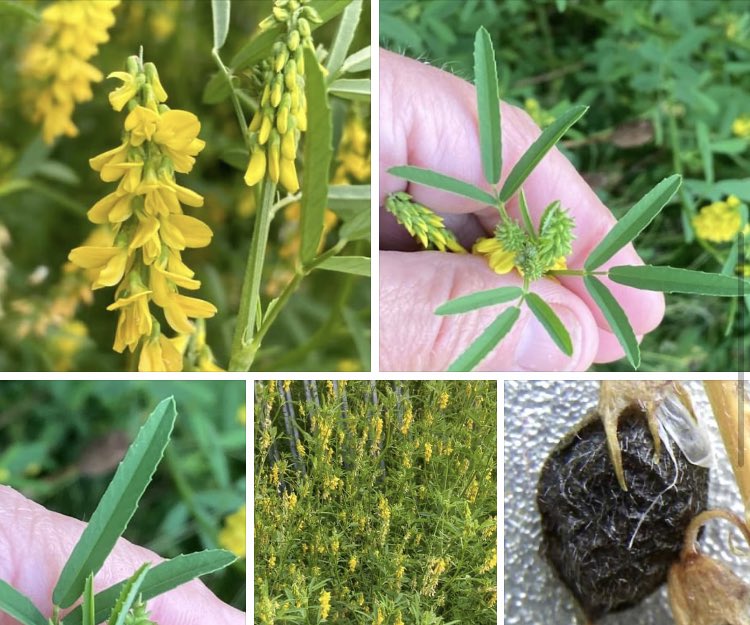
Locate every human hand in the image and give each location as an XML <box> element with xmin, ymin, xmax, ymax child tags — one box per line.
<box><xmin>380</xmin><ymin>49</ymin><xmax>665</xmax><ymax>372</ymax></box>
<box><xmin>0</xmin><ymin>486</ymin><xmax>244</xmax><ymax>625</ymax></box>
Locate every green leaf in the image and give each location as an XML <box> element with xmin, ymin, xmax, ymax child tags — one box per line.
<box><xmin>326</xmin><ymin>0</ymin><xmax>362</xmax><ymax>79</ymax></box>
<box><xmin>0</xmin><ymin>0</ymin><xmax>39</xmax><ymax>20</ymax></box>
<box><xmin>608</xmin><ymin>265</ymin><xmax>750</xmax><ymax>297</ymax></box>
<box><xmin>231</xmin><ymin>0</ymin><xmax>350</xmax><ymax>70</ymax></box>
<box><xmin>518</xmin><ymin>189</ymin><xmax>535</xmax><ymax>235</ymax></box>
<box><xmin>211</xmin><ymin>0</ymin><xmax>231</xmax><ymax>50</ymax></box>
<box><xmin>107</xmin><ymin>564</ymin><xmax>150</xmax><ymax>625</ymax></box>
<box><xmin>388</xmin><ymin>166</ymin><xmax>497</xmax><ymax>206</ymax></box>
<box><xmin>300</xmin><ymin>47</ymin><xmax>333</xmax><ymax>264</ymax></box>
<box><xmin>36</xmin><ymin>161</ymin><xmax>80</xmax><ymax>186</ymax></box>
<box><xmin>584</xmin><ymin>275</ymin><xmax>640</xmax><ymax>368</ymax></box>
<box><xmin>447</xmin><ymin>306</ymin><xmax>521</xmax><ymax>372</ymax></box>
<box><xmin>219</xmin><ymin>146</ymin><xmax>250</xmax><ymax>171</ymax></box>
<box><xmin>473</xmin><ymin>27</ymin><xmax>501</xmax><ymax>185</ymax></box>
<box><xmin>64</xmin><ymin>551</ymin><xmax>236</xmax><ymax>625</ymax></box>
<box><xmin>340</xmin><ymin>46</ymin><xmax>371</xmax><ymax>74</ymax></box>
<box><xmin>499</xmin><ymin>105</ymin><xmax>588</xmax><ymax>202</ymax></box>
<box><xmin>329</xmin><ymin>78</ymin><xmax>370</xmax><ymax>101</ymax></box>
<box><xmin>52</xmin><ymin>397</ymin><xmax>177</xmax><ymax>609</ymax></box>
<box><xmin>82</xmin><ymin>575</ymin><xmax>95</xmax><ymax>625</ymax></box>
<box><xmin>316</xmin><ymin>256</ymin><xmax>370</xmax><ymax>276</ymax></box>
<box><xmin>434</xmin><ymin>286</ymin><xmax>523</xmax><ymax>315</ymax></box>
<box><xmin>524</xmin><ymin>292</ymin><xmax>573</xmax><ymax>356</ymax></box>
<box><xmin>202</xmin><ymin>70</ymin><xmax>234</xmax><ymax>104</ymax></box>
<box><xmin>695</xmin><ymin>121</ymin><xmax>713</xmax><ymax>184</ymax></box>
<box><xmin>0</xmin><ymin>580</ymin><xmax>47</xmax><ymax>625</ymax></box>
<box><xmin>328</xmin><ymin>184</ymin><xmax>369</xmax><ymax>218</ymax></box>
<box><xmin>339</xmin><ymin>210</ymin><xmax>370</xmax><ymax>242</ymax></box>
<box><xmin>584</xmin><ymin>174</ymin><xmax>681</xmax><ymax>270</ymax></box>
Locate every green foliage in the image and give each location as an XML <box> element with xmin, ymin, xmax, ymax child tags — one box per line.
<box><xmin>254</xmin><ymin>381</ymin><xmax>498</xmax><ymax>625</ymax></box>
<box><xmin>383</xmin><ymin>5</ymin><xmax>750</xmax><ymax>371</ymax></box>
<box><xmin>0</xmin><ymin>381</ymin><xmax>246</xmax><ymax>610</ymax></box>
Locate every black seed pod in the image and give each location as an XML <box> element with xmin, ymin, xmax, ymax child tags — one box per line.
<box><xmin>536</xmin><ymin>407</ymin><xmax>710</xmax><ymax>621</ymax></box>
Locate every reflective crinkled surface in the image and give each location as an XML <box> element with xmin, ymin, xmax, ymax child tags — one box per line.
<box><xmin>504</xmin><ymin>380</ymin><xmax>749</xmax><ymax>625</ymax></box>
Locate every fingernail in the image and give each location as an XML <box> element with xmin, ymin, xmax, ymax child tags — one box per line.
<box><xmin>514</xmin><ymin>307</ymin><xmax>581</xmax><ymax>371</ymax></box>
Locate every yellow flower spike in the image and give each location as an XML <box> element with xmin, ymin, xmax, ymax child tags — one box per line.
<box><xmin>245</xmin><ymin>148</ymin><xmax>267</xmax><ymax>187</ymax></box>
<box><xmin>268</xmin><ymin>132</ymin><xmax>281</xmax><ymax>183</ymax></box>
<box><xmin>279</xmin><ymin>158</ymin><xmax>299</xmax><ymax>193</ymax></box>
<box><xmin>107</xmin><ymin>71</ymin><xmax>139</xmax><ymax>111</ymax></box>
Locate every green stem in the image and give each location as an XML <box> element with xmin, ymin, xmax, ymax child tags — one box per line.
<box><xmin>229</xmin><ymin>179</ymin><xmax>277</xmax><ymax>371</ymax></box>
<box><xmin>211</xmin><ymin>49</ymin><xmax>251</xmax><ymax>149</ymax></box>
<box><xmin>248</xmin><ymin>241</ymin><xmax>349</xmax><ymax>362</ymax></box>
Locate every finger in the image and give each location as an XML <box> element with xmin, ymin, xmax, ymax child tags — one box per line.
<box><xmin>379</xmin><ymin>251</ymin><xmax>599</xmax><ymax>371</ymax></box>
<box><xmin>380</xmin><ymin>48</ymin><xmax>665</xmax><ymax>337</ymax></box>
<box><xmin>0</xmin><ymin>486</ymin><xmax>244</xmax><ymax>625</ymax></box>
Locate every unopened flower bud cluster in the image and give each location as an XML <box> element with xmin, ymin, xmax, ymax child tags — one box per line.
<box><xmin>244</xmin><ymin>0</ymin><xmax>322</xmax><ymax>193</ymax></box>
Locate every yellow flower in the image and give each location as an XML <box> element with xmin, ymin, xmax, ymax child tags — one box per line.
<box><xmin>394</xmin><ymin>613</ymin><xmax>404</xmax><ymax>625</ymax></box>
<box><xmin>138</xmin><ymin>331</ymin><xmax>182</xmax><ymax>372</ymax></box>
<box><xmin>107</xmin><ymin>71</ymin><xmax>140</xmax><ymax>111</ymax></box>
<box><xmin>218</xmin><ymin>505</ymin><xmax>246</xmax><ymax>558</ymax></box>
<box><xmin>693</xmin><ymin>197</ymin><xmax>746</xmax><ymax>243</ymax></box>
<box><xmin>473</xmin><ymin>237</ymin><xmax>515</xmax><ymax>274</ymax></box>
<box><xmin>480</xmin><ymin>547</ymin><xmax>497</xmax><ymax>573</ymax></box>
<box><xmin>319</xmin><ymin>590</ymin><xmax>331</xmax><ymax>621</ymax></box>
<box><xmin>20</xmin><ymin>0</ymin><xmax>120</xmax><ymax>144</ymax></box>
<box><xmin>348</xmin><ymin>556</ymin><xmax>357</xmax><ymax>572</ymax></box>
<box><xmin>68</xmin><ymin>57</ymin><xmax>215</xmax><ymax>370</ymax></box>
<box><xmin>732</xmin><ymin>115</ymin><xmax>750</xmax><ymax>139</ymax></box>
<box><xmin>424</xmin><ymin>442</ymin><xmax>433</xmax><ymax>463</ymax></box>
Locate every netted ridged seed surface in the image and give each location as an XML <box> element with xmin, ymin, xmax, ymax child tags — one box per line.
<box><xmin>504</xmin><ymin>380</ymin><xmax>749</xmax><ymax>625</ymax></box>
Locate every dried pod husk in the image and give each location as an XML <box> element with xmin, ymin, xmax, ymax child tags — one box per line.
<box><xmin>668</xmin><ymin>510</ymin><xmax>750</xmax><ymax>625</ymax></box>
<box><xmin>537</xmin><ymin>407</ymin><xmax>710</xmax><ymax>622</ymax></box>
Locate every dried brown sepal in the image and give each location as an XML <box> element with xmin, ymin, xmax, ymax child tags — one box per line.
<box><xmin>668</xmin><ymin>509</ymin><xmax>750</xmax><ymax>625</ymax></box>
<box><xmin>599</xmin><ymin>381</ymin><xmax>699</xmax><ymax>490</ymax></box>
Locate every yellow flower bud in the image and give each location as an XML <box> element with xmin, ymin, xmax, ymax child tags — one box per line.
<box><xmin>248</xmin><ymin>110</ymin><xmax>262</xmax><ymax>132</ymax></box>
<box><xmin>268</xmin><ymin>132</ymin><xmax>280</xmax><ymax>183</ymax></box>
<box><xmin>259</xmin><ymin>114</ymin><xmax>272</xmax><ymax>145</ymax></box>
<box><xmin>281</xmin><ymin>129</ymin><xmax>297</xmax><ymax>160</ymax></box>
<box><xmin>285</xmin><ymin>60</ymin><xmax>297</xmax><ymax>90</ymax></box>
<box><xmin>296</xmin><ymin>48</ymin><xmax>305</xmax><ymax>75</ymax></box>
<box><xmin>296</xmin><ymin>108</ymin><xmax>307</xmax><ymax>132</ymax></box>
<box><xmin>258</xmin><ymin>15</ymin><xmax>275</xmax><ymax>31</ymax></box>
<box><xmin>279</xmin><ymin>157</ymin><xmax>299</xmax><ymax>193</ymax></box>
<box><xmin>287</xmin><ymin>30</ymin><xmax>300</xmax><ymax>51</ymax></box>
<box><xmin>261</xmin><ymin>84</ymin><xmax>270</xmax><ymax>107</ymax></box>
<box><xmin>274</xmin><ymin>46</ymin><xmax>289</xmax><ymax>73</ymax></box>
<box><xmin>272</xmin><ymin>6</ymin><xmax>289</xmax><ymax>22</ymax></box>
<box><xmin>277</xmin><ymin>106</ymin><xmax>289</xmax><ymax>134</ymax></box>
<box><xmin>244</xmin><ymin>148</ymin><xmax>266</xmax><ymax>187</ymax></box>
<box><xmin>298</xmin><ymin>17</ymin><xmax>311</xmax><ymax>37</ymax></box>
<box><xmin>271</xmin><ymin>80</ymin><xmax>282</xmax><ymax>108</ymax></box>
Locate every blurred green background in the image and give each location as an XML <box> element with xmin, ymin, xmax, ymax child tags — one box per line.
<box><xmin>0</xmin><ymin>379</ymin><xmax>246</xmax><ymax>609</ymax></box>
<box><xmin>381</xmin><ymin>0</ymin><xmax>750</xmax><ymax>371</ymax></box>
<box><xmin>0</xmin><ymin>0</ymin><xmax>370</xmax><ymax>372</ymax></box>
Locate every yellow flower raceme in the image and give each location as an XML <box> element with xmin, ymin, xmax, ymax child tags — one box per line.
<box><xmin>21</xmin><ymin>0</ymin><xmax>120</xmax><ymax>144</ymax></box>
<box><xmin>244</xmin><ymin>0</ymin><xmax>323</xmax><ymax>192</ymax></box>
<box><xmin>319</xmin><ymin>590</ymin><xmax>331</xmax><ymax>621</ymax></box>
<box><xmin>693</xmin><ymin>195</ymin><xmax>748</xmax><ymax>243</ymax></box>
<box><xmin>69</xmin><ymin>57</ymin><xmax>216</xmax><ymax>372</ymax></box>
<box><xmin>218</xmin><ymin>505</ymin><xmax>246</xmax><ymax>558</ymax></box>
<box><xmin>333</xmin><ymin>111</ymin><xmax>371</xmax><ymax>184</ymax></box>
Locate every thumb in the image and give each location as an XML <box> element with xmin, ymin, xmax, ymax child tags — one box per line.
<box><xmin>0</xmin><ymin>486</ymin><xmax>244</xmax><ymax>625</ymax></box>
<box><xmin>380</xmin><ymin>251</ymin><xmax>599</xmax><ymax>372</ymax></box>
